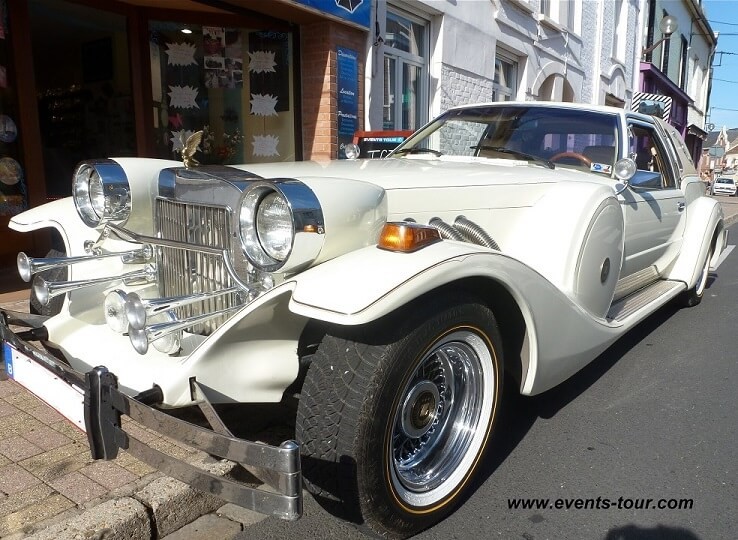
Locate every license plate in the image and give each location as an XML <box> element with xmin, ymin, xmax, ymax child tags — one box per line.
<box><xmin>3</xmin><ymin>342</ymin><xmax>87</xmax><ymax>432</ymax></box>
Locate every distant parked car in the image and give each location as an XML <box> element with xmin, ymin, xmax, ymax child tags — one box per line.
<box><xmin>712</xmin><ymin>176</ymin><xmax>737</xmax><ymax>196</ymax></box>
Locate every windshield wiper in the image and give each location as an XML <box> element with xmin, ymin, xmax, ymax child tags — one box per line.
<box><xmin>471</xmin><ymin>145</ymin><xmax>554</xmax><ymax>169</ymax></box>
<box><xmin>393</xmin><ymin>147</ymin><xmax>443</xmax><ymax>157</ymax></box>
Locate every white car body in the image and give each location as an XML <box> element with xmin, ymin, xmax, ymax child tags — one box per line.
<box><xmin>2</xmin><ymin>101</ymin><xmax>727</xmax><ymax>534</ymax></box>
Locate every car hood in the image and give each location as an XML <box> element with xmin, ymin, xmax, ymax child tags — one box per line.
<box><xmin>230</xmin><ymin>157</ymin><xmax>609</xmax><ymax>191</ymax></box>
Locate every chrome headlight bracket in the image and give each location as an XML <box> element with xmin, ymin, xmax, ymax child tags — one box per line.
<box><xmin>238</xmin><ymin>180</ymin><xmax>324</xmax><ymax>273</ymax></box>
<box><xmin>73</xmin><ymin>159</ymin><xmax>131</xmax><ymax>228</ymax></box>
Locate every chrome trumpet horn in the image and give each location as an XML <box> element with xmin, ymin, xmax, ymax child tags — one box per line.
<box><xmin>129</xmin><ymin>304</ymin><xmax>242</xmax><ymax>355</ymax></box>
<box><xmin>33</xmin><ymin>265</ymin><xmax>156</xmax><ymax>307</ymax></box>
<box><xmin>17</xmin><ymin>245</ymin><xmax>153</xmax><ymax>282</ymax></box>
<box><xmin>125</xmin><ymin>287</ymin><xmax>239</xmax><ymax>331</ymax></box>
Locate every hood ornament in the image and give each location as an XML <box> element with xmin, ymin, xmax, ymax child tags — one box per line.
<box><xmin>182</xmin><ymin>130</ymin><xmax>203</xmax><ymax>169</ymax></box>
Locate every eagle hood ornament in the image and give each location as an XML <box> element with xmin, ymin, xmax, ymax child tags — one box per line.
<box><xmin>181</xmin><ymin>130</ymin><xmax>203</xmax><ymax>169</ymax></box>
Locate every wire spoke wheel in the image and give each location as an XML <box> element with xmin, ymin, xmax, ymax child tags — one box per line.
<box><xmin>390</xmin><ymin>330</ymin><xmax>492</xmax><ymax>506</ymax></box>
<box><xmin>296</xmin><ymin>294</ymin><xmax>504</xmax><ymax>538</ymax></box>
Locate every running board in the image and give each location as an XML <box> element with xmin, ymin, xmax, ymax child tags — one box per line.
<box><xmin>607</xmin><ymin>280</ymin><xmax>685</xmax><ymax>322</ymax></box>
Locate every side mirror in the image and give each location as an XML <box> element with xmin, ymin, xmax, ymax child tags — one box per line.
<box><xmin>613</xmin><ymin>158</ymin><xmax>637</xmax><ymax>195</ymax></box>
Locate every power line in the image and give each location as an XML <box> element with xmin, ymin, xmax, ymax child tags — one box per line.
<box><xmin>714</xmin><ymin>78</ymin><xmax>738</xmax><ymax>84</ymax></box>
<box><xmin>708</xmin><ymin>19</ymin><xmax>738</xmax><ymax>27</ymax></box>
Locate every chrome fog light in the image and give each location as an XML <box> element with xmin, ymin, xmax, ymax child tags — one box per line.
<box><xmin>152</xmin><ymin>328</ymin><xmax>182</xmax><ymax>355</ymax></box>
<box><xmin>105</xmin><ymin>290</ymin><xmax>129</xmax><ymax>333</ymax></box>
<box><xmin>343</xmin><ymin>143</ymin><xmax>360</xmax><ymax>159</ymax></box>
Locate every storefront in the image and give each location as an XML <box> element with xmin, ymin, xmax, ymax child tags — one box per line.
<box><xmin>0</xmin><ymin>0</ymin><xmax>368</xmax><ymax>271</ymax></box>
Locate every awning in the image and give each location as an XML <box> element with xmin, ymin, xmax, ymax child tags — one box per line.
<box><xmin>687</xmin><ymin>124</ymin><xmax>708</xmax><ymax>140</ymax></box>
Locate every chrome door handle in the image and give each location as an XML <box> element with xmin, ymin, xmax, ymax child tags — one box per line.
<box><xmin>678</xmin><ymin>201</ymin><xmax>686</xmax><ymax>211</ymax></box>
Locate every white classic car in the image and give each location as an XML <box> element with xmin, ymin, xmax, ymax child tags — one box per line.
<box><xmin>1</xmin><ymin>102</ymin><xmax>727</xmax><ymax>538</ymax></box>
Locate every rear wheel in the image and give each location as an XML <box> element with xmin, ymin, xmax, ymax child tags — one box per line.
<box><xmin>296</xmin><ymin>294</ymin><xmax>504</xmax><ymax>538</ymax></box>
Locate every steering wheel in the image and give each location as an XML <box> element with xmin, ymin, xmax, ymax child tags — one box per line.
<box><xmin>549</xmin><ymin>151</ymin><xmax>592</xmax><ymax>166</ymax></box>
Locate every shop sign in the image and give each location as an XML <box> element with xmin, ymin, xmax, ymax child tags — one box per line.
<box><xmin>295</xmin><ymin>0</ymin><xmax>371</xmax><ymax>28</ymax></box>
<box><xmin>337</xmin><ymin>47</ymin><xmax>358</xmax><ymax>159</ymax></box>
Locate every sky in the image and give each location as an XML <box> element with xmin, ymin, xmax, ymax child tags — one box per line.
<box><xmin>702</xmin><ymin>0</ymin><xmax>738</xmax><ymax>130</ymax></box>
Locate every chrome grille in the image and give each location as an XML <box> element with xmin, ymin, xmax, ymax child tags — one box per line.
<box><xmin>155</xmin><ymin>198</ymin><xmax>237</xmax><ymax>335</ymax></box>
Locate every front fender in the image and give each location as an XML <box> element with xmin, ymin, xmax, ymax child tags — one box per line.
<box><xmin>9</xmin><ymin>198</ymin><xmax>94</xmax><ymax>257</ymax></box>
<box><xmin>288</xmin><ymin>242</ymin><xmax>630</xmax><ymax>395</ymax></box>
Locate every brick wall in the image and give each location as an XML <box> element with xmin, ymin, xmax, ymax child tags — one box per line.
<box><xmin>300</xmin><ymin>21</ymin><xmax>365</xmax><ymax>161</ymax></box>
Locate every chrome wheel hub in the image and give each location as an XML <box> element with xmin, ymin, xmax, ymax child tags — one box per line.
<box><xmin>400</xmin><ymin>380</ymin><xmax>441</xmax><ymax>439</ymax></box>
<box><xmin>390</xmin><ymin>330</ymin><xmax>495</xmax><ymax>506</ymax></box>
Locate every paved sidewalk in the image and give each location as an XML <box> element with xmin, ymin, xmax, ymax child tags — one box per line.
<box><xmin>1</xmin><ymin>196</ymin><xmax>737</xmax><ymax>539</ymax></box>
<box><xmin>0</xmin><ymin>295</ymin><xmax>264</xmax><ymax>539</ymax></box>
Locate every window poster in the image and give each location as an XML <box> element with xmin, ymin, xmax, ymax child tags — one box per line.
<box><xmin>203</xmin><ymin>27</ymin><xmax>243</xmax><ymax>89</ymax></box>
<box><xmin>337</xmin><ymin>47</ymin><xmax>359</xmax><ymax>159</ymax></box>
<box><xmin>248</xmin><ymin>31</ymin><xmax>290</xmax><ymax>112</ymax></box>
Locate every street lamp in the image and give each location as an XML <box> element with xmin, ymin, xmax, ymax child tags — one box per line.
<box><xmin>642</xmin><ymin>15</ymin><xmax>679</xmax><ymax>57</ymax></box>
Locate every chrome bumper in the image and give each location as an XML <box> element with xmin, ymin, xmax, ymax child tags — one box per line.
<box><xmin>0</xmin><ymin>308</ymin><xmax>302</xmax><ymax>521</ymax></box>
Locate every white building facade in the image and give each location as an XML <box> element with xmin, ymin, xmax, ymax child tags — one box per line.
<box><xmin>363</xmin><ymin>0</ymin><xmax>715</xmax><ymax>163</ymax></box>
<box><xmin>364</xmin><ymin>0</ymin><xmax>643</xmax><ymax>132</ymax></box>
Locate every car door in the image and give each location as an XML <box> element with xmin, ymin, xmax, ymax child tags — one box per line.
<box><xmin>619</xmin><ymin>119</ymin><xmax>686</xmax><ymax>278</ymax></box>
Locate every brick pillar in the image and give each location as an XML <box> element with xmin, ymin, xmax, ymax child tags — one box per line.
<box><xmin>301</xmin><ymin>21</ymin><xmax>365</xmax><ymax>161</ymax></box>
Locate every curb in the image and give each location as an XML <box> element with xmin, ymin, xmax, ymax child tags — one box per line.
<box><xmin>16</xmin><ymin>458</ymin><xmax>238</xmax><ymax>540</ymax></box>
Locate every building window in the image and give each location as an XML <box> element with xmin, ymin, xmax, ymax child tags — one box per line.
<box><xmin>679</xmin><ymin>35</ymin><xmax>688</xmax><ymax>89</ymax></box>
<box><xmin>540</xmin><ymin>0</ymin><xmax>551</xmax><ymax>17</ymax></box>
<box><xmin>493</xmin><ymin>53</ymin><xmax>518</xmax><ymax>101</ymax></box>
<box><xmin>612</xmin><ymin>0</ymin><xmax>626</xmax><ymax>61</ymax></box>
<box><xmin>383</xmin><ymin>7</ymin><xmax>428</xmax><ymax>131</ymax></box>
<box><xmin>149</xmin><ymin>21</ymin><xmax>296</xmax><ymax>164</ymax></box>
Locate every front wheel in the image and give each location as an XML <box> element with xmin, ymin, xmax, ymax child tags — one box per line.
<box><xmin>681</xmin><ymin>243</ymin><xmax>713</xmax><ymax>307</ymax></box>
<box><xmin>296</xmin><ymin>294</ymin><xmax>504</xmax><ymax>538</ymax></box>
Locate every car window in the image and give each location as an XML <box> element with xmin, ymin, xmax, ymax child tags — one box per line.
<box><xmin>627</xmin><ymin>122</ymin><xmax>675</xmax><ymax>190</ymax></box>
<box><xmin>393</xmin><ymin>105</ymin><xmax>619</xmax><ymax>175</ymax></box>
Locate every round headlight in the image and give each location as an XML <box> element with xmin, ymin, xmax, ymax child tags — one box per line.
<box><xmin>256</xmin><ymin>192</ymin><xmax>292</xmax><ymax>261</ymax></box>
<box><xmin>238</xmin><ymin>180</ymin><xmax>324</xmax><ymax>273</ymax></box>
<box><xmin>73</xmin><ymin>160</ymin><xmax>131</xmax><ymax>227</ymax></box>
<box><xmin>239</xmin><ymin>186</ymin><xmax>294</xmax><ymax>270</ymax></box>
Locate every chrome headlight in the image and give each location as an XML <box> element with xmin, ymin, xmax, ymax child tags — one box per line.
<box><xmin>73</xmin><ymin>160</ymin><xmax>131</xmax><ymax>227</ymax></box>
<box><xmin>238</xmin><ymin>181</ymin><xmax>324</xmax><ymax>273</ymax></box>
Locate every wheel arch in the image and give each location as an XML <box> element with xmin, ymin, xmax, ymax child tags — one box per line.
<box><xmin>665</xmin><ymin>197</ymin><xmax>726</xmax><ymax>287</ymax></box>
<box><xmin>295</xmin><ymin>275</ymin><xmax>530</xmax><ymax>393</ymax></box>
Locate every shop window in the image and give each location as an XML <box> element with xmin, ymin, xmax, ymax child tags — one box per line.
<box><xmin>29</xmin><ymin>0</ymin><xmax>134</xmax><ymax>200</ymax></box>
<box><xmin>0</xmin><ymin>1</ymin><xmax>26</xmax><ymax>216</ymax></box>
<box><xmin>382</xmin><ymin>7</ymin><xmax>427</xmax><ymax>131</ymax></box>
<box><xmin>149</xmin><ymin>22</ymin><xmax>295</xmax><ymax>164</ymax></box>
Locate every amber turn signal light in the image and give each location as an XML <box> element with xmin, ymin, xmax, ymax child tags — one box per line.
<box><xmin>377</xmin><ymin>222</ymin><xmax>442</xmax><ymax>253</ymax></box>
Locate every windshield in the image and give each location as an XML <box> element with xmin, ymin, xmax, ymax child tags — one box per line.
<box><xmin>392</xmin><ymin>105</ymin><xmax>620</xmax><ymax>175</ymax></box>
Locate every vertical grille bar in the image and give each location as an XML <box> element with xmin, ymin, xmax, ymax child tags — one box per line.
<box><xmin>155</xmin><ymin>199</ymin><xmax>236</xmax><ymax>335</ymax></box>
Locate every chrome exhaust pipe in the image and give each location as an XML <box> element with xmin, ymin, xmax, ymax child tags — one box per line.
<box><xmin>33</xmin><ymin>265</ymin><xmax>156</xmax><ymax>307</ymax></box>
<box><xmin>17</xmin><ymin>245</ymin><xmax>152</xmax><ymax>282</ymax></box>
<box><xmin>125</xmin><ymin>287</ymin><xmax>239</xmax><ymax>331</ymax></box>
<box><xmin>129</xmin><ymin>304</ymin><xmax>242</xmax><ymax>355</ymax></box>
